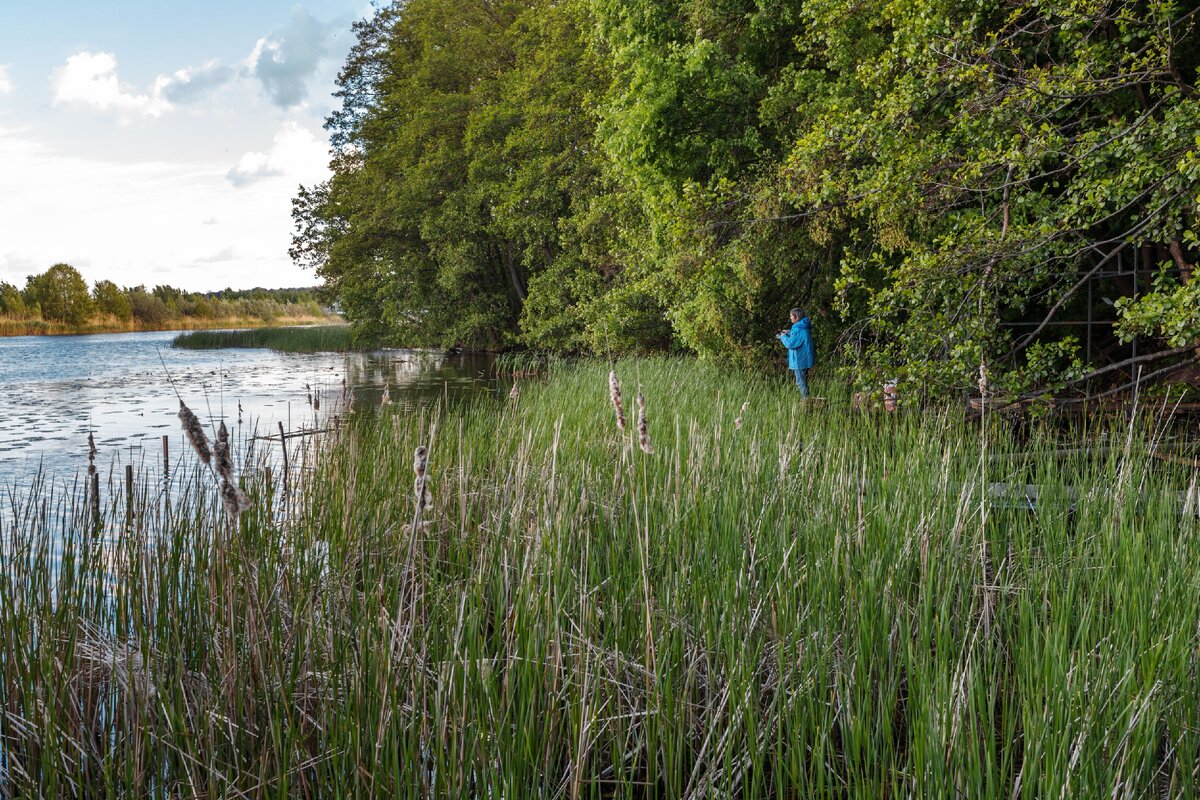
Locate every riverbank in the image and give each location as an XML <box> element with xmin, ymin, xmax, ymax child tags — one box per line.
<box><xmin>3</xmin><ymin>358</ymin><xmax>1198</xmax><ymax>796</ymax></box>
<box><xmin>0</xmin><ymin>313</ymin><xmax>342</xmax><ymax>337</ymax></box>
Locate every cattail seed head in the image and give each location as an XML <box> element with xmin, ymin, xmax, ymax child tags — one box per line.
<box><xmin>734</xmin><ymin>400</ymin><xmax>749</xmax><ymax>431</ymax></box>
<box><xmin>214</xmin><ymin>446</ymin><xmax>233</xmax><ymax>483</ymax></box>
<box><xmin>609</xmin><ymin>371</ymin><xmax>627</xmax><ymax>433</ymax></box>
<box><xmin>87</xmin><ymin>432</ymin><xmax>97</xmax><ymax>476</ymax></box>
<box><xmin>508</xmin><ymin>382</ymin><xmax>519</xmax><ymax>401</ymax></box>
<box><xmin>214</xmin><ymin>421</ymin><xmax>233</xmax><ymax>480</ymax></box>
<box><xmin>413</xmin><ymin>445</ymin><xmax>431</xmax><ymax>512</ymax></box>
<box><xmin>381</xmin><ymin>384</ymin><xmax>391</xmax><ymax>407</ymax></box>
<box><xmin>219</xmin><ymin>479</ymin><xmax>252</xmax><ymax>520</ymax></box>
<box><xmin>178</xmin><ymin>401</ymin><xmax>211</xmax><ymax>466</ymax></box>
<box><xmin>636</xmin><ymin>388</ymin><xmax>653</xmax><ymax>454</ymax></box>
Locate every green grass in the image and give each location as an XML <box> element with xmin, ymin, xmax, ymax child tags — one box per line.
<box><xmin>171</xmin><ymin>324</ymin><xmax>356</xmax><ymax>353</ymax></box>
<box><xmin>2</xmin><ymin>358</ymin><xmax>1198</xmax><ymax>797</ymax></box>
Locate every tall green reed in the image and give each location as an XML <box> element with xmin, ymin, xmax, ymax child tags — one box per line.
<box><xmin>2</xmin><ymin>357</ymin><xmax>1197</xmax><ymax>797</ymax></box>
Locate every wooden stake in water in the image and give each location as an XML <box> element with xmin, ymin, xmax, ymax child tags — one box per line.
<box><xmin>126</xmin><ymin>464</ymin><xmax>134</xmax><ymax>525</ymax></box>
<box><xmin>278</xmin><ymin>421</ymin><xmax>290</xmax><ymax>502</ymax></box>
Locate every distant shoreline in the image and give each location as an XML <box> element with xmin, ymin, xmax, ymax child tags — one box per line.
<box><xmin>0</xmin><ymin>315</ymin><xmax>344</xmax><ymax>338</ymax></box>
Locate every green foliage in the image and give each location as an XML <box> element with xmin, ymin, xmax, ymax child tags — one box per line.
<box><xmin>0</xmin><ymin>281</ymin><xmax>31</xmax><ymax>317</ymax></box>
<box><xmin>172</xmin><ymin>325</ymin><xmax>357</xmax><ymax>353</ymax></box>
<box><xmin>295</xmin><ymin>0</ymin><xmax>660</xmax><ymax>353</ymax></box>
<box><xmin>24</xmin><ymin>264</ymin><xmax>94</xmax><ymax>325</ymax></box>
<box><xmin>1115</xmin><ymin>269</ymin><xmax>1200</xmax><ymax>347</ymax></box>
<box><xmin>127</xmin><ymin>286</ymin><xmax>173</xmax><ymax>327</ymax></box>
<box><xmin>298</xmin><ymin>0</ymin><xmax>1200</xmax><ymax>394</ymax></box>
<box><xmin>91</xmin><ymin>279</ymin><xmax>133</xmax><ymax>321</ymax></box>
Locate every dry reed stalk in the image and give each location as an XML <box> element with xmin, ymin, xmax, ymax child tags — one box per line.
<box><xmin>413</xmin><ymin>445</ymin><xmax>431</xmax><ymax>512</ymax></box>
<box><xmin>87</xmin><ymin>431</ymin><xmax>97</xmax><ymax>476</ymax></box>
<box><xmin>381</xmin><ymin>383</ymin><xmax>391</xmax><ymax>407</ymax></box>
<box><xmin>734</xmin><ymin>400</ymin><xmax>749</xmax><ymax>431</ymax></box>
<box><xmin>177</xmin><ymin>401</ymin><xmax>212</xmax><ymax>466</ymax></box>
<box><xmin>508</xmin><ymin>382</ymin><xmax>520</xmax><ymax>401</ymax></box>
<box><xmin>637</xmin><ymin>388</ymin><xmax>653</xmax><ymax>454</ymax></box>
<box><xmin>609</xmin><ymin>371</ymin><xmax>627</xmax><ymax>433</ymax></box>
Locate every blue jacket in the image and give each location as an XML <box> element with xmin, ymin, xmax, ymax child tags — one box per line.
<box><xmin>778</xmin><ymin>317</ymin><xmax>813</xmax><ymax>371</ymax></box>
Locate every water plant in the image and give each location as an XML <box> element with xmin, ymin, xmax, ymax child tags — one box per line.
<box><xmin>171</xmin><ymin>325</ymin><xmax>357</xmax><ymax>353</ymax></box>
<box><xmin>1</xmin><ymin>358</ymin><xmax>1197</xmax><ymax>797</ymax></box>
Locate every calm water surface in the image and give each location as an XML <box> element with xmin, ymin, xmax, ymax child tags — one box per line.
<box><xmin>0</xmin><ymin>330</ymin><xmax>497</xmax><ymax>487</ymax></box>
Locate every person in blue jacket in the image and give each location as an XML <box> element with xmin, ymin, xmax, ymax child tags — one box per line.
<box><xmin>778</xmin><ymin>308</ymin><xmax>813</xmax><ymax>397</ymax></box>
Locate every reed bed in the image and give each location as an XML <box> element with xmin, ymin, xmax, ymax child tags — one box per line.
<box><xmin>171</xmin><ymin>325</ymin><xmax>355</xmax><ymax>353</ymax></box>
<box><xmin>2</xmin><ymin>358</ymin><xmax>1198</xmax><ymax>798</ymax></box>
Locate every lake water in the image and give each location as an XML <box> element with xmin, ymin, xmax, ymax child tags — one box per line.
<box><xmin>0</xmin><ymin>330</ymin><xmax>497</xmax><ymax>488</ymax></box>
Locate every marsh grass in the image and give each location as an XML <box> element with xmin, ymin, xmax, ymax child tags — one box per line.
<box><xmin>2</xmin><ymin>358</ymin><xmax>1199</xmax><ymax>797</ymax></box>
<box><xmin>171</xmin><ymin>325</ymin><xmax>356</xmax><ymax>353</ymax></box>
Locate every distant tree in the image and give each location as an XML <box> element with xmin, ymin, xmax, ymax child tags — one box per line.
<box><xmin>92</xmin><ymin>280</ymin><xmax>133</xmax><ymax>321</ymax></box>
<box><xmin>24</xmin><ymin>264</ymin><xmax>94</xmax><ymax>325</ymax></box>
<box><xmin>0</xmin><ymin>282</ymin><xmax>30</xmax><ymax>317</ymax></box>
<box><xmin>128</xmin><ymin>286</ymin><xmax>174</xmax><ymax>327</ymax></box>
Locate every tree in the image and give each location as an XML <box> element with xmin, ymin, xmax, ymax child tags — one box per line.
<box><xmin>767</xmin><ymin>0</ymin><xmax>1200</xmax><ymax>396</ymax></box>
<box><xmin>295</xmin><ymin>0</ymin><xmax>1199</xmax><ymax>397</ymax></box>
<box><xmin>293</xmin><ymin>0</ymin><xmax>653</xmax><ymax>352</ymax></box>
<box><xmin>24</xmin><ymin>264</ymin><xmax>94</xmax><ymax>325</ymax></box>
<box><xmin>92</xmin><ymin>280</ymin><xmax>133</xmax><ymax>321</ymax></box>
<box><xmin>128</xmin><ymin>286</ymin><xmax>173</xmax><ymax>327</ymax></box>
<box><xmin>0</xmin><ymin>282</ymin><xmax>30</xmax><ymax>317</ymax></box>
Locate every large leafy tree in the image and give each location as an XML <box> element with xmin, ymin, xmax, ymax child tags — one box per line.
<box><xmin>591</xmin><ymin>0</ymin><xmax>828</xmax><ymax>363</ymax></box>
<box><xmin>92</xmin><ymin>280</ymin><xmax>133</xmax><ymax>321</ymax></box>
<box><xmin>297</xmin><ymin>0</ymin><xmax>1199</xmax><ymax>395</ymax></box>
<box><xmin>770</xmin><ymin>0</ymin><xmax>1200</xmax><ymax>395</ymax></box>
<box><xmin>24</xmin><ymin>264</ymin><xmax>94</xmax><ymax>325</ymax></box>
<box><xmin>294</xmin><ymin>0</ymin><xmax>644</xmax><ymax>351</ymax></box>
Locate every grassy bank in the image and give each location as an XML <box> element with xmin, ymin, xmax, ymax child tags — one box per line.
<box><xmin>2</xmin><ymin>359</ymin><xmax>1198</xmax><ymax>797</ymax></box>
<box><xmin>172</xmin><ymin>324</ymin><xmax>357</xmax><ymax>353</ymax></box>
<box><xmin>0</xmin><ymin>314</ymin><xmax>340</xmax><ymax>338</ymax></box>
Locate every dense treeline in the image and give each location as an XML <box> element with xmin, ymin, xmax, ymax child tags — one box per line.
<box><xmin>293</xmin><ymin>0</ymin><xmax>1200</xmax><ymax>397</ymax></box>
<box><xmin>0</xmin><ymin>263</ymin><xmax>330</xmax><ymax>333</ymax></box>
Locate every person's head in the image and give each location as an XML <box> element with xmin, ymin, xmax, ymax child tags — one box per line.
<box><xmin>789</xmin><ymin>308</ymin><xmax>804</xmax><ymax>323</ymax></box>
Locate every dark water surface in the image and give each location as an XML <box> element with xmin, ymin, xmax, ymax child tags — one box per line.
<box><xmin>0</xmin><ymin>330</ymin><xmax>497</xmax><ymax>487</ymax></box>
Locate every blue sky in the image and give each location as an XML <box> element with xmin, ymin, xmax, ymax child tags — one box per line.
<box><xmin>0</xmin><ymin>1</ymin><xmax>372</xmax><ymax>291</ymax></box>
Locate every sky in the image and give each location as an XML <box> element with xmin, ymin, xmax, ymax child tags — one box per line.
<box><xmin>0</xmin><ymin>1</ymin><xmax>372</xmax><ymax>292</ymax></box>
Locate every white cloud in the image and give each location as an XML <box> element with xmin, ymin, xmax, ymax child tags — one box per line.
<box><xmin>0</xmin><ymin>124</ymin><xmax>331</xmax><ymax>291</ymax></box>
<box><xmin>156</xmin><ymin>60</ymin><xmax>236</xmax><ymax>104</ymax></box>
<box><xmin>0</xmin><ymin>65</ymin><xmax>13</xmax><ymax>96</ymax></box>
<box><xmin>53</xmin><ymin>52</ymin><xmax>171</xmax><ymax>119</ymax></box>
<box><xmin>248</xmin><ymin>9</ymin><xmax>334</xmax><ymax>108</ymax></box>
<box><xmin>227</xmin><ymin>122</ymin><xmax>329</xmax><ymax>187</ymax></box>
